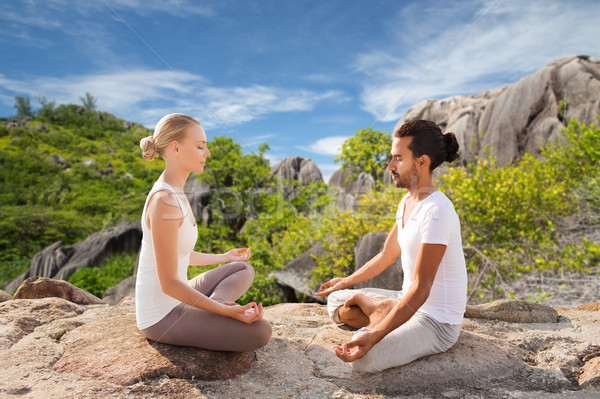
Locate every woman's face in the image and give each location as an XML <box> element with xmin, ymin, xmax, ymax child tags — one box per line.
<box><xmin>180</xmin><ymin>124</ymin><xmax>211</xmax><ymax>173</ymax></box>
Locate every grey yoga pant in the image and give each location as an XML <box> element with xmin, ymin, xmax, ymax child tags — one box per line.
<box><xmin>140</xmin><ymin>261</ymin><xmax>272</xmax><ymax>351</ymax></box>
<box><xmin>327</xmin><ymin>288</ymin><xmax>461</xmax><ymax>373</ymax></box>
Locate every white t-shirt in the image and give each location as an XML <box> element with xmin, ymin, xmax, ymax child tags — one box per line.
<box><xmin>135</xmin><ymin>181</ymin><xmax>198</xmax><ymax>330</ymax></box>
<box><xmin>396</xmin><ymin>191</ymin><xmax>467</xmax><ymax>325</ymax></box>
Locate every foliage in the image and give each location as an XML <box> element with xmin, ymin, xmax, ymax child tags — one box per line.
<box><xmin>80</xmin><ymin>92</ymin><xmax>98</xmax><ymax>111</ymax></box>
<box><xmin>13</xmin><ymin>96</ymin><xmax>33</xmax><ymax>117</ymax></box>
<box><xmin>335</xmin><ymin>127</ymin><xmax>392</xmax><ymax>183</ymax></box>
<box><xmin>68</xmin><ymin>253</ymin><xmax>137</xmax><ymax>298</ymax></box>
<box><xmin>439</xmin><ymin>120</ymin><xmax>600</xmax><ymax>300</ymax></box>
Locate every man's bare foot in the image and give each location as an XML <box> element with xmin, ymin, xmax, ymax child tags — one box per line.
<box><xmin>343</xmin><ymin>294</ymin><xmax>396</xmax><ymax>329</ymax></box>
<box><xmin>366</xmin><ymin>299</ymin><xmax>395</xmax><ymax>328</ymax></box>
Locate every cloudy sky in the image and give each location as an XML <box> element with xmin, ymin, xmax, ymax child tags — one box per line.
<box><xmin>1</xmin><ymin>0</ymin><xmax>599</xmax><ymax>181</ymax></box>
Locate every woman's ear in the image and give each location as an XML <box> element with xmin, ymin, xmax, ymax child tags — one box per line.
<box><xmin>167</xmin><ymin>140</ymin><xmax>180</xmax><ymax>156</ymax></box>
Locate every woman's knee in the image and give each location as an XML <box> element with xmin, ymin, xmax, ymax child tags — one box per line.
<box><xmin>229</xmin><ymin>260</ymin><xmax>254</xmax><ymax>279</ymax></box>
<box><xmin>250</xmin><ymin>318</ymin><xmax>272</xmax><ymax>349</ymax></box>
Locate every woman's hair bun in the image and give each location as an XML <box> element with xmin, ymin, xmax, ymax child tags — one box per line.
<box><xmin>140</xmin><ymin>135</ymin><xmax>158</xmax><ymax>161</ymax></box>
<box><xmin>443</xmin><ymin>132</ymin><xmax>460</xmax><ymax>163</ymax></box>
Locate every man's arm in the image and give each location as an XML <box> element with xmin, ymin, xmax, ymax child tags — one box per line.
<box><xmin>334</xmin><ymin>243</ymin><xmax>446</xmax><ymax>361</ymax></box>
<box><xmin>315</xmin><ymin>222</ymin><xmax>401</xmax><ymax>297</ymax></box>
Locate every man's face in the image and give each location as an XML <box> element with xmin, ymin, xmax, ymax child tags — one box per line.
<box><xmin>388</xmin><ymin>136</ymin><xmax>418</xmax><ymax>189</ymax></box>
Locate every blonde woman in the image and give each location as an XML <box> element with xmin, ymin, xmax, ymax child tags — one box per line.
<box><xmin>136</xmin><ymin>113</ymin><xmax>271</xmax><ymax>351</ymax></box>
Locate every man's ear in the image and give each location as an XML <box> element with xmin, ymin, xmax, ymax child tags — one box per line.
<box><xmin>419</xmin><ymin>155</ymin><xmax>430</xmax><ymax>168</ymax></box>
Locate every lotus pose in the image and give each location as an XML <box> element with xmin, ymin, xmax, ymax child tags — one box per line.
<box><xmin>135</xmin><ymin>113</ymin><xmax>271</xmax><ymax>351</ymax></box>
<box><xmin>315</xmin><ymin>120</ymin><xmax>467</xmax><ymax>372</ymax></box>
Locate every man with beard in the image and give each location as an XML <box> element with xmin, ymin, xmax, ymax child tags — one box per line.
<box><xmin>314</xmin><ymin>120</ymin><xmax>467</xmax><ymax>373</ymax></box>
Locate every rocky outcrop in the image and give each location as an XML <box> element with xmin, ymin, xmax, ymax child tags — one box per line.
<box><xmin>396</xmin><ymin>55</ymin><xmax>600</xmax><ymax>165</ymax></box>
<box><xmin>352</xmin><ymin>231</ymin><xmax>403</xmax><ymax>290</ymax></box>
<box><xmin>0</xmin><ymin>290</ymin><xmax>11</xmax><ymax>302</ymax></box>
<box><xmin>271</xmin><ymin>156</ymin><xmax>323</xmax><ymax>184</ymax></box>
<box><xmin>466</xmin><ymin>299</ymin><xmax>559</xmax><ymax>323</ymax></box>
<box><xmin>270</xmin><ymin>242</ymin><xmax>328</xmax><ymax>303</ymax></box>
<box><xmin>13</xmin><ymin>277</ymin><xmax>105</xmax><ymax>305</ymax></box>
<box><xmin>1</xmin><ymin>286</ymin><xmax>600</xmax><ymax>398</ymax></box>
<box><xmin>52</xmin><ymin>306</ymin><xmax>254</xmax><ymax>385</ymax></box>
<box><xmin>329</xmin><ymin>167</ymin><xmax>376</xmax><ymax>210</ymax></box>
<box><xmin>4</xmin><ymin>221</ymin><xmax>142</xmax><ymax>293</ymax></box>
<box><xmin>103</xmin><ymin>276</ymin><xmax>136</xmax><ymax>305</ymax></box>
<box><xmin>0</xmin><ymin>297</ymin><xmax>85</xmax><ymax>350</ymax></box>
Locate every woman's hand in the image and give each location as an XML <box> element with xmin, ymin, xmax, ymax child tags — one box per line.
<box><xmin>221</xmin><ymin>301</ymin><xmax>264</xmax><ymax>324</ymax></box>
<box><xmin>313</xmin><ymin>277</ymin><xmax>350</xmax><ymax>297</ymax></box>
<box><xmin>224</xmin><ymin>248</ymin><xmax>252</xmax><ymax>262</ymax></box>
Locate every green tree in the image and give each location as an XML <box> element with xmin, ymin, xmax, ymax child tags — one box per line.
<box><xmin>80</xmin><ymin>92</ymin><xmax>98</xmax><ymax>110</ymax></box>
<box><xmin>334</xmin><ymin>127</ymin><xmax>391</xmax><ymax>182</ymax></box>
<box><xmin>13</xmin><ymin>96</ymin><xmax>33</xmax><ymax>117</ymax></box>
<box><xmin>35</xmin><ymin>95</ymin><xmax>56</xmax><ymax>119</ymax></box>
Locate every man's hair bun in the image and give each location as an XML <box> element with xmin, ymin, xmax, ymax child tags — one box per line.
<box><xmin>443</xmin><ymin>132</ymin><xmax>460</xmax><ymax>163</ymax></box>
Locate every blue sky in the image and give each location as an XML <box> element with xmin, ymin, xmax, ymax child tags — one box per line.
<box><xmin>1</xmin><ymin>0</ymin><xmax>599</xmax><ymax>182</ymax></box>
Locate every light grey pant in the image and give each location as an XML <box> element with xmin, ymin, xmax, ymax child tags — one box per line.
<box><xmin>327</xmin><ymin>288</ymin><xmax>461</xmax><ymax>373</ymax></box>
<box><xmin>141</xmin><ymin>261</ymin><xmax>272</xmax><ymax>352</ymax></box>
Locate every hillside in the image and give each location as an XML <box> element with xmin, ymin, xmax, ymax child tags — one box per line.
<box><xmin>1</xmin><ymin>55</ymin><xmax>600</xmax><ymax>307</ymax></box>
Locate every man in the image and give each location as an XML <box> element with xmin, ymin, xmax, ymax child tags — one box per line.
<box><xmin>315</xmin><ymin>120</ymin><xmax>467</xmax><ymax>372</ymax></box>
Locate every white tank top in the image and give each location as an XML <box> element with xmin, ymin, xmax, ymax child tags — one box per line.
<box><xmin>135</xmin><ymin>180</ymin><xmax>198</xmax><ymax>330</ymax></box>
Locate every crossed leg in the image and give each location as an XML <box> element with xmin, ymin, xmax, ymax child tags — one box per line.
<box><xmin>338</xmin><ymin>293</ymin><xmax>396</xmax><ymax>329</ymax></box>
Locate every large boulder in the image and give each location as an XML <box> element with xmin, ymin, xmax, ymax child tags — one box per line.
<box><xmin>0</xmin><ymin>290</ymin><xmax>11</xmax><ymax>302</ymax></box>
<box><xmin>270</xmin><ymin>243</ymin><xmax>328</xmax><ymax>303</ymax></box>
<box><xmin>465</xmin><ymin>299</ymin><xmax>559</xmax><ymax>323</ymax></box>
<box><xmin>4</xmin><ymin>221</ymin><xmax>142</xmax><ymax>292</ymax></box>
<box><xmin>271</xmin><ymin>156</ymin><xmax>323</xmax><ymax>184</ymax></box>
<box><xmin>0</xmin><ymin>297</ymin><xmax>85</xmax><ymax>350</ymax></box>
<box><xmin>12</xmin><ymin>277</ymin><xmax>105</xmax><ymax>305</ymax></box>
<box><xmin>395</xmin><ymin>55</ymin><xmax>600</xmax><ymax>165</ymax></box>
<box><xmin>52</xmin><ymin>309</ymin><xmax>254</xmax><ymax>385</ymax></box>
<box><xmin>329</xmin><ymin>167</ymin><xmax>377</xmax><ymax>211</ymax></box>
<box><xmin>352</xmin><ymin>231</ymin><xmax>403</xmax><ymax>290</ymax></box>
<box><xmin>1</xmin><ymin>299</ymin><xmax>600</xmax><ymax>397</ymax></box>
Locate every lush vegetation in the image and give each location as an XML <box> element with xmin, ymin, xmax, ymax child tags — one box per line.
<box><xmin>1</xmin><ymin>96</ymin><xmax>598</xmax><ymax>304</ymax></box>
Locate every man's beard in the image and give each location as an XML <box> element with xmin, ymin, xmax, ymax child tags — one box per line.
<box><xmin>393</xmin><ymin>165</ymin><xmax>418</xmax><ymax>189</ymax></box>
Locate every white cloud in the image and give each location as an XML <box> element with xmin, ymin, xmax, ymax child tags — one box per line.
<box><xmin>356</xmin><ymin>0</ymin><xmax>600</xmax><ymax>122</ymax></box>
<box><xmin>297</xmin><ymin>136</ymin><xmax>349</xmax><ymax>156</ymax></box>
<box><xmin>0</xmin><ymin>69</ymin><xmax>344</xmax><ymax>129</ymax></box>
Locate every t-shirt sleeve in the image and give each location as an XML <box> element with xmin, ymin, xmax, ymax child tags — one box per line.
<box><xmin>420</xmin><ymin>202</ymin><xmax>453</xmax><ymax>245</ymax></box>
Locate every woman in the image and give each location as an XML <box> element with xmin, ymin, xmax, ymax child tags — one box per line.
<box><xmin>136</xmin><ymin>113</ymin><xmax>271</xmax><ymax>351</ymax></box>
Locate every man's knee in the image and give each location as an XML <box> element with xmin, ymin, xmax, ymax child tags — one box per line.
<box><xmin>326</xmin><ymin>289</ymin><xmax>351</xmax><ymax>322</ymax></box>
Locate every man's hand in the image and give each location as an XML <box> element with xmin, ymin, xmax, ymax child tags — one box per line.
<box><xmin>333</xmin><ymin>330</ymin><xmax>377</xmax><ymax>362</ymax></box>
<box><xmin>313</xmin><ymin>277</ymin><xmax>349</xmax><ymax>297</ymax></box>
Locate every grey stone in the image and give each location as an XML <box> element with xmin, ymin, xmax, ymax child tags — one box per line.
<box><xmin>4</xmin><ymin>221</ymin><xmax>142</xmax><ymax>290</ymax></box>
<box><xmin>353</xmin><ymin>231</ymin><xmax>403</xmax><ymax>290</ymax></box>
<box><xmin>465</xmin><ymin>299</ymin><xmax>559</xmax><ymax>323</ymax></box>
<box><xmin>0</xmin><ymin>290</ymin><xmax>11</xmax><ymax>302</ymax></box>
<box><xmin>271</xmin><ymin>242</ymin><xmax>328</xmax><ymax>303</ymax></box>
<box><xmin>12</xmin><ymin>277</ymin><xmax>105</xmax><ymax>305</ymax></box>
<box><xmin>271</xmin><ymin>156</ymin><xmax>323</xmax><ymax>184</ymax></box>
<box><xmin>395</xmin><ymin>55</ymin><xmax>600</xmax><ymax>165</ymax></box>
<box><xmin>103</xmin><ymin>276</ymin><xmax>136</xmax><ymax>306</ymax></box>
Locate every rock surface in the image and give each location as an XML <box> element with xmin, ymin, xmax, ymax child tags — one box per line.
<box><xmin>1</xmin><ymin>293</ymin><xmax>599</xmax><ymax>398</ymax></box>
<box><xmin>3</xmin><ymin>221</ymin><xmax>142</xmax><ymax>293</ymax></box>
<box><xmin>271</xmin><ymin>156</ymin><xmax>324</xmax><ymax>184</ymax></box>
<box><xmin>52</xmin><ymin>304</ymin><xmax>254</xmax><ymax>385</ymax></box>
<box><xmin>395</xmin><ymin>55</ymin><xmax>600</xmax><ymax>165</ymax></box>
<box><xmin>13</xmin><ymin>276</ymin><xmax>105</xmax><ymax>305</ymax></box>
<box><xmin>0</xmin><ymin>289</ymin><xmax>11</xmax><ymax>302</ymax></box>
<box><xmin>465</xmin><ymin>298</ymin><xmax>559</xmax><ymax>323</ymax></box>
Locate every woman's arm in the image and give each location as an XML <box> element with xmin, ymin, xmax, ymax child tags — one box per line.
<box><xmin>189</xmin><ymin>248</ymin><xmax>251</xmax><ymax>266</ymax></box>
<box><xmin>148</xmin><ymin>191</ymin><xmax>262</xmax><ymax>323</ymax></box>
